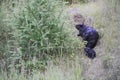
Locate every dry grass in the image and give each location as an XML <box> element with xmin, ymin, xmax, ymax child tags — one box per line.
<box><xmin>64</xmin><ymin>0</ymin><xmax>120</xmax><ymax>80</ymax></box>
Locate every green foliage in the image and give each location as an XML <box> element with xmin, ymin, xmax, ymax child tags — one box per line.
<box><xmin>2</xmin><ymin>0</ymin><xmax>83</xmax><ymax>71</ymax></box>
<box><xmin>0</xmin><ymin>0</ymin><xmax>84</xmax><ymax>78</ymax></box>
<box><xmin>9</xmin><ymin>0</ymin><xmax>69</xmax><ymax>58</ymax></box>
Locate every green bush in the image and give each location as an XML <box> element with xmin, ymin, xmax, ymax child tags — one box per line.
<box><xmin>4</xmin><ymin>0</ymin><xmax>83</xmax><ymax>70</ymax></box>
<box><xmin>9</xmin><ymin>0</ymin><xmax>66</xmax><ymax>57</ymax></box>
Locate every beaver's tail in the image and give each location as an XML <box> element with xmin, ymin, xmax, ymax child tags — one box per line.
<box><xmin>84</xmin><ymin>47</ymin><xmax>96</xmax><ymax>59</ymax></box>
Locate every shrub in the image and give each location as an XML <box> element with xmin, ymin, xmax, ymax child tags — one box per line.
<box><xmin>9</xmin><ymin>0</ymin><xmax>66</xmax><ymax>57</ymax></box>
<box><xmin>4</xmin><ymin>0</ymin><xmax>83</xmax><ymax>71</ymax></box>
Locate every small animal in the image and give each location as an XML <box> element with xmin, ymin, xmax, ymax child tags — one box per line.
<box><xmin>74</xmin><ymin>14</ymin><xmax>99</xmax><ymax>59</ymax></box>
<box><xmin>75</xmin><ymin>24</ymin><xmax>99</xmax><ymax>59</ymax></box>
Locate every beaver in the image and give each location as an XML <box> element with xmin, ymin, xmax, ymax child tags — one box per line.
<box><xmin>74</xmin><ymin>14</ymin><xmax>99</xmax><ymax>59</ymax></box>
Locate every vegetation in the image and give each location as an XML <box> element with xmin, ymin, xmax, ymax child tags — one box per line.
<box><xmin>0</xmin><ymin>0</ymin><xmax>120</xmax><ymax>80</ymax></box>
<box><xmin>0</xmin><ymin>0</ymin><xmax>83</xmax><ymax>79</ymax></box>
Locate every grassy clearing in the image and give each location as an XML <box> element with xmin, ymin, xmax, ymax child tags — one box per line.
<box><xmin>76</xmin><ymin>0</ymin><xmax>120</xmax><ymax>79</ymax></box>
<box><xmin>62</xmin><ymin>0</ymin><xmax>120</xmax><ymax>79</ymax></box>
